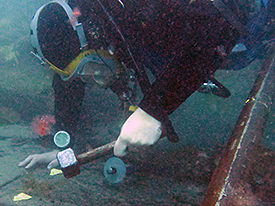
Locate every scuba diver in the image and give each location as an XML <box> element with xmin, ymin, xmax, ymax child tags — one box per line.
<box><xmin>19</xmin><ymin>0</ymin><xmax>272</xmax><ymax>169</ymax></box>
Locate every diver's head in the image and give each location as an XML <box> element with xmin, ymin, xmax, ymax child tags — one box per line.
<box><xmin>30</xmin><ymin>0</ymin><xmax>122</xmax><ymax>87</ymax></box>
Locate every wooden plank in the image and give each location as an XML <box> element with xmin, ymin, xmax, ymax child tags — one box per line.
<box><xmin>202</xmin><ymin>48</ymin><xmax>275</xmax><ymax>205</ymax></box>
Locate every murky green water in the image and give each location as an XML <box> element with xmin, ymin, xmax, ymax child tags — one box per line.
<box><xmin>0</xmin><ymin>0</ymin><xmax>274</xmax><ymax>205</ymax></box>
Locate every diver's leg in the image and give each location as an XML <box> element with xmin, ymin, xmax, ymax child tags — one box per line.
<box><xmin>52</xmin><ymin>73</ymin><xmax>86</xmax><ymax>146</ymax></box>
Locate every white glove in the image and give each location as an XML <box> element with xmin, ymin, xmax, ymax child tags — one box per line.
<box><xmin>114</xmin><ymin>107</ymin><xmax>162</xmax><ymax>156</ymax></box>
<box><xmin>18</xmin><ymin>150</ymin><xmax>59</xmax><ymax>169</ymax></box>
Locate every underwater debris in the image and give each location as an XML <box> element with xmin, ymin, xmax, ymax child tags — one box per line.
<box><xmin>13</xmin><ymin>193</ymin><xmax>32</xmax><ymax>201</ymax></box>
<box><xmin>31</xmin><ymin>115</ymin><xmax>56</xmax><ymax>137</ymax></box>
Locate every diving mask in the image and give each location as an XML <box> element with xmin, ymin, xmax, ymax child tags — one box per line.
<box><xmin>61</xmin><ymin>50</ymin><xmax>119</xmax><ymax>88</ymax></box>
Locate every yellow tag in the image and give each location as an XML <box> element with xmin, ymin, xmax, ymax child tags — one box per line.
<box><xmin>13</xmin><ymin>193</ymin><xmax>32</xmax><ymax>201</ymax></box>
<box><xmin>50</xmin><ymin>168</ymin><xmax>63</xmax><ymax>176</ymax></box>
<box><xmin>129</xmin><ymin>105</ymin><xmax>138</xmax><ymax>112</ymax></box>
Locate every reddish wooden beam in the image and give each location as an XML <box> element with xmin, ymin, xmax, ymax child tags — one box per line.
<box><xmin>77</xmin><ymin>141</ymin><xmax>116</xmax><ymax>165</ymax></box>
<box><xmin>202</xmin><ymin>48</ymin><xmax>275</xmax><ymax>205</ymax></box>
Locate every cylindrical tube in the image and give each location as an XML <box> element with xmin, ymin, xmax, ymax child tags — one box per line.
<box><xmin>77</xmin><ymin>141</ymin><xmax>116</xmax><ymax>165</ymax></box>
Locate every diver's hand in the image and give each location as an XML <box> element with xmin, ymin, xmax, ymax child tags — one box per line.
<box><xmin>114</xmin><ymin>107</ymin><xmax>162</xmax><ymax>156</ymax></box>
<box><xmin>18</xmin><ymin>150</ymin><xmax>59</xmax><ymax>169</ymax></box>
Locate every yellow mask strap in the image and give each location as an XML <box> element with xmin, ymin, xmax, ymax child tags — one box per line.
<box><xmin>46</xmin><ymin>50</ymin><xmax>96</xmax><ymax>76</ymax></box>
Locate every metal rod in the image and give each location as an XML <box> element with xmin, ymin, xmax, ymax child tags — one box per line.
<box><xmin>201</xmin><ymin>48</ymin><xmax>275</xmax><ymax>205</ymax></box>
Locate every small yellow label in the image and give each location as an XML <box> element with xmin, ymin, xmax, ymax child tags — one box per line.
<box><xmin>129</xmin><ymin>105</ymin><xmax>138</xmax><ymax>112</ymax></box>
<box><xmin>50</xmin><ymin>168</ymin><xmax>63</xmax><ymax>176</ymax></box>
<box><xmin>13</xmin><ymin>193</ymin><xmax>32</xmax><ymax>201</ymax></box>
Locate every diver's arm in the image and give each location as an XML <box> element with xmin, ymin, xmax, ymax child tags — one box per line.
<box><xmin>114</xmin><ymin>56</ymin><xmax>217</xmax><ymax>156</ymax></box>
<box><xmin>114</xmin><ymin>28</ymin><xmax>236</xmax><ymax>157</ymax></box>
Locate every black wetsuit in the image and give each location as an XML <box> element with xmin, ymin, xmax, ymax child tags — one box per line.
<box><xmin>53</xmin><ymin>0</ymin><xmax>251</xmax><ymax>142</ymax></box>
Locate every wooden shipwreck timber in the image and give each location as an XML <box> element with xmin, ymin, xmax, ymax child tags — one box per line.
<box><xmin>202</xmin><ymin>48</ymin><xmax>275</xmax><ymax>205</ymax></box>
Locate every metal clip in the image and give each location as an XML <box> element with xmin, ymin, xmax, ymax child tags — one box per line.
<box><xmin>30</xmin><ymin>51</ymin><xmax>45</xmax><ymax>65</ymax></box>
